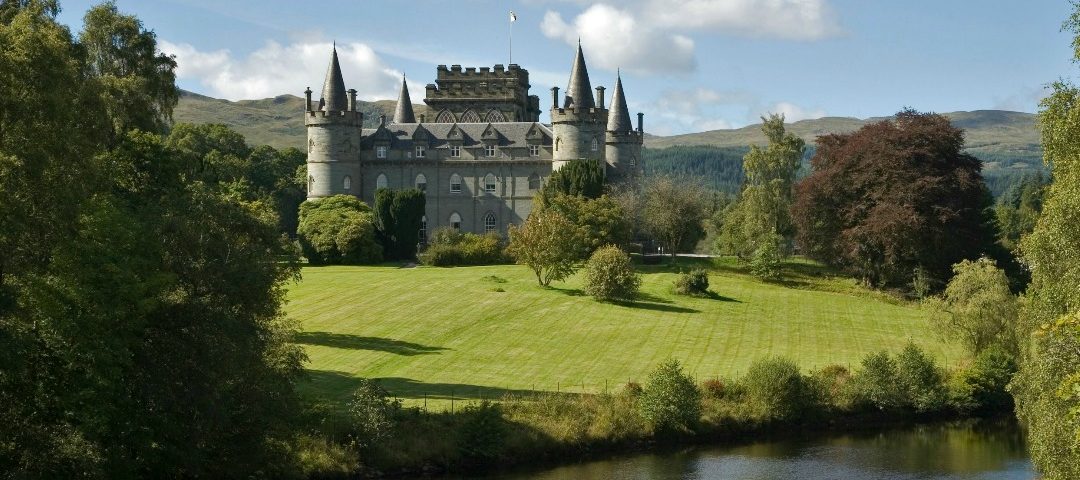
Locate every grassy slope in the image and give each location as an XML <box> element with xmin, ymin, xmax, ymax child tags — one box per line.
<box><xmin>286</xmin><ymin>259</ymin><xmax>961</xmax><ymax>408</ymax></box>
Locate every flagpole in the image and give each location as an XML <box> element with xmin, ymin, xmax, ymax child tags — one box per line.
<box><xmin>509</xmin><ymin>11</ymin><xmax>514</xmax><ymax>64</ymax></box>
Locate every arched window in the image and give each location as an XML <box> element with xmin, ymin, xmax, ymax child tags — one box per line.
<box><xmin>308</xmin><ymin>175</ymin><xmax>315</xmax><ymax>191</ymax></box>
<box><xmin>484</xmin><ymin>110</ymin><xmax>506</xmax><ymax>122</ymax></box>
<box><xmin>449</xmin><ymin>173</ymin><xmax>462</xmax><ymax>193</ymax></box>
<box><xmin>435</xmin><ymin>109</ymin><xmax>455</xmax><ymax>123</ymax></box>
<box><xmin>376</xmin><ymin>173</ymin><xmax>388</xmax><ymax>190</ymax></box>
<box><xmin>449</xmin><ymin>212</ymin><xmax>462</xmax><ymax>230</ymax></box>
<box><xmin>555</xmin><ymin>137</ymin><xmax>561</xmax><ymax>152</ymax></box>
<box><xmin>629</xmin><ymin>156</ymin><xmax>637</xmax><ymax>166</ymax></box>
<box><xmin>484</xmin><ymin>212</ymin><xmax>497</xmax><ymax>233</ymax></box>
<box><xmin>343</xmin><ymin>175</ymin><xmax>352</xmax><ymax>191</ymax></box>
<box><xmin>419</xmin><ymin>215</ymin><xmax>427</xmax><ymax>244</ymax></box>
<box><xmin>590</xmin><ymin>137</ymin><xmax>599</xmax><ymax>152</ymax></box>
<box><xmin>460</xmin><ymin>110</ymin><xmax>481</xmax><ymax>123</ymax></box>
<box><xmin>484</xmin><ymin>173</ymin><xmax>497</xmax><ymax>194</ymax></box>
<box><xmin>528</xmin><ymin>173</ymin><xmax>541</xmax><ymax>190</ymax></box>
<box><xmin>415</xmin><ymin>173</ymin><xmax>427</xmax><ymax>191</ymax></box>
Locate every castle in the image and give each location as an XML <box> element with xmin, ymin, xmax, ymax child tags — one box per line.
<box><xmin>303</xmin><ymin>44</ymin><xmax>644</xmax><ymax>237</ymax></box>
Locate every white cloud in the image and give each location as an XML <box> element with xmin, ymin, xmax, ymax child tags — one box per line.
<box><xmin>763</xmin><ymin>101</ymin><xmax>827</xmax><ymax>122</ymax></box>
<box><xmin>540</xmin><ymin>0</ymin><xmax>841</xmax><ymax>74</ymax></box>
<box><xmin>160</xmin><ymin>40</ymin><xmax>401</xmax><ymax>101</ymax></box>
<box><xmin>541</xmin><ymin>5</ymin><xmax>695</xmax><ymax>75</ymax></box>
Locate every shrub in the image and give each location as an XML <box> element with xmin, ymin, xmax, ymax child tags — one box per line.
<box><xmin>674</xmin><ymin>268</ymin><xmax>710</xmax><ymax>296</ymax></box>
<box><xmin>809</xmin><ymin>364</ymin><xmax>853</xmax><ymax>411</ymax></box>
<box><xmin>346</xmin><ymin>379</ymin><xmax>402</xmax><ymax>450</ymax></box>
<box><xmin>456</xmin><ymin>401</ymin><xmax>507</xmax><ymax>464</ymax></box>
<box><xmin>849</xmin><ymin>351</ymin><xmax>902</xmax><ymax>411</ymax></box>
<box><xmin>582</xmin><ymin>245</ymin><xmax>641</xmax><ymax>301</ymax></box>
<box><xmin>952</xmin><ymin>345</ymin><xmax>1017</xmax><ymax>414</ymax></box>
<box><xmin>639</xmin><ymin>359</ymin><xmax>701</xmax><ymax>432</ymax></box>
<box><xmin>743</xmin><ymin>356</ymin><xmax>816</xmax><ymax>421</ymax></box>
<box><xmin>750</xmin><ymin>238</ymin><xmax>781</xmax><ymax>280</ymax></box>
<box><xmin>895</xmin><ymin>343</ymin><xmax>948</xmax><ymax>413</ymax></box>
<box><xmin>418</xmin><ymin>228</ymin><xmax>508</xmax><ymax>266</ymax></box>
<box><xmin>700</xmin><ymin>378</ymin><xmax>725</xmax><ymax>399</ymax></box>
<box><xmin>623</xmin><ymin>381</ymin><xmax>643</xmax><ymax>396</ymax></box>
<box><xmin>298</xmin><ymin>195</ymin><xmax>383</xmax><ymax>264</ymax></box>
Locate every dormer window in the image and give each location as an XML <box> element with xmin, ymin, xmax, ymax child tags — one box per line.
<box><xmin>485</xmin><ymin>145</ymin><xmax>496</xmax><ymax>157</ymax></box>
<box><xmin>415</xmin><ymin>145</ymin><xmax>426</xmax><ymax>158</ymax></box>
<box><xmin>376</xmin><ymin>146</ymin><xmax>387</xmax><ymax>159</ymax></box>
<box><xmin>450</xmin><ymin>145</ymin><xmax>461</xmax><ymax>157</ymax></box>
<box><xmin>529</xmin><ymin>145</ymin><xmax>540</xmax><ymax>157</ymax></box>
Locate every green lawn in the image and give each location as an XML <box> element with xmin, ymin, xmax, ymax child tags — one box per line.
<box><xmin>286</xmin><ymin>258</ymin><xmax>961</xmax><ymax>408</ymax></box>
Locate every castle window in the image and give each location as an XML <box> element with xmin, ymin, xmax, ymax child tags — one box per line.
<box><xmin>590</xmin><ymin>138</ymin><xmax>599</xmax><ymax>152</ymax></box>
<box><xmin>484</xmin><ymin>212</ymin><xmax>497</xmax><ymax>233</ymax></box>
<box><xmin>485</xmin><ymin>145</ymin><xmax>496</xmax><ymax>157</ymax></box>
<box><xmin>460</xmin><ymin>110</ymin><xmax>481</xmax><ymax>123</ymax></box>
<box><xmin>435</xmin><ymin>110</ymin><xmax>455</xmax><ymax>123</ymax></box>
<box><xmin>528</xmin><ymin>173</ymin><xmax>541</xmax><ymax>190</ymax></box>
<box><xmin>450</xmin><ymin>145</ymin><xmax>461</xmax><ymax>157</ymax></box>
<box><xmin>343</xmin><ymin>175</ymin><xmax>352</xmax><ymax>191</ymax></box>
<box><xmin>529</xmin><ymin>144</ymin><xmax>540</xmax><ymax>157</ymax></box>
<box><xmin>376</xmin><ymin>173</ymin><xmax>388</xmax><ymax>190</ymax></box>
<box><xmin>415</xmin><ymin>145</ymin><xmax>426</xmax><ymax>158</ymax></box>
<box><xmin>630</xmin><ymin>156</ymin><xmax>637</xmax><ymax>166</ymax></box>
<box><xmin>419</xmin><ymin>216</ymin><xmax>427</xmax><ymax>244</ymax></box>
<box><xmin>415</xmin><ymin>173</ymin><xmax>427</xmax><ymax>191</ymax></box>
<box><xmin>449</xmin><ymin>212</ymin><xmax>462</xmax><ymax>230</ymax></box>
<box><xmin>376</xmin><ymin>146</ymin><xmax>387</xmax><ymax>158</ymax></box>
<box><xmin>308</xmin><ymin>175</ymin><xmax>315</xmax><ymax>191</ymax></box>
<box><xmin>450</xmin><ymin>173</ymin><xmax>462</xmax><ymax>193</ymax></box>
<box><xmin>555</xmin><ymin>138</ymin><xmax>561</xmax><ymax>152</ymax></box>
<box><xmin>484</xmin><ymin>173</ymin><xmax>497</xmax><ymax>194</ymax></box>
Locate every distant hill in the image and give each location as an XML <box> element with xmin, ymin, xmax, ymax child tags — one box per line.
<box><xmin>173</xmin><ymin>90</ymin><xmax>1043</xmax><ymax>195</ymax></box>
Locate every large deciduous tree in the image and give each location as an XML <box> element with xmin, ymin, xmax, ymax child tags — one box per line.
<box><xmin>719</xmin><ymin>114</ymin><xmax>805</xmax><ymax>259</ymax></box>
<box><xmin>540</xmin><ymin>193</ymin><xmax>631</xmax><ymax>259</ymax></box>
<box><xmin>1011</xmin><ymin>8</ymin><xmax>1080</xmax><ymax>476</ymax></box>
<box><xmin>506</xmin><ymin>210</ymin><xmax>579</xmax><ymax>286</ymax></box>
<box><xmin>298</xmin><ymin>195</ymin><xmax>383</xmax><ymax>265</ymax></box>
<box><xmin>641</xmin><ymin>174</ymin><xmax>711</xmax><ymax>261</ymax></box>
<box><xmin>791</xmin><ymin>109</ymin><xmax>994</xmax><ymax>288</ymax></box>
<box><xmin>925</xmin><ymin>257</ymin><xmax>1018</xmax><ymax>356</ymax></box>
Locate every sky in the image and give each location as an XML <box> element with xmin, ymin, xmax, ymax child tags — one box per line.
<box><xmin>56</xmin><ymin>0</ymin><xmax>1079</xmax><ymax>135</ymax></box>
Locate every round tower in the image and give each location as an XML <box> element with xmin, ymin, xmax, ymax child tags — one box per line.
<box><xmin>604</xmin><ymin>73</ymin><xmax>644</xmax><ymax>183</ymax></box>
<box><xmin>306</xmin><ymin>46</ymin><xmax>363</xmax><ymax>200</ymax></box>
<box><xmin>551</xmin><ymin>44</ymin><xmax>607</xmax><ymax>173</ymax></box>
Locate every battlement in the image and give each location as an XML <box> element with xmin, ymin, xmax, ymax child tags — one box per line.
<box><xmin>424</xmin><ymin>63</ymin><xmax>540</xmax><ymax>122</ymax></box>
<box><xmin>550</xmin><ymin>107</ymin><xmax>608</xmax><ymax>124</ymax></box>
<box><xmin>305</xmin><ymin>109</ymin><xmax>363</xmax><ymax>127</ymax></box>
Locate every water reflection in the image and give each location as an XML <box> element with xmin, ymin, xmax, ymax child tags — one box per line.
<box><xmin>486</xmin><ymin>418</ymin><xmax>1034</xmax><ymax>480</ymax></box>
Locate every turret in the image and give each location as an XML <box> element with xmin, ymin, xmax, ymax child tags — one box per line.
<box><xmin>551</xmin><ymin>43</ymin><xmax>607</xmax><ymax>173</ymax></box>
<box><xmin>393</xmin><ymin>76</ymin><xmax>416</xmax><ymax>123</ymax></box>
<box><xmin>605</xmin><ymin>73</ymin><xmax>644</xmax><ymax>183</ymax></box>
<box><xmin>305</xmin><ymin>46</ymin><xmax>363</xmax><ymax>200</ymax></box>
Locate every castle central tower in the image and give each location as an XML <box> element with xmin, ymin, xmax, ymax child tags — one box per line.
<box><xmin>550</xmin><ymin>44</ymin><xmax>608</xmax><ymax>173</ymax></box>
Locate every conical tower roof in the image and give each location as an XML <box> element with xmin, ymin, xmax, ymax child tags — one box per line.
<box><xmin>563</xmin><ymin>42</ymin><xmax>595</xmax><ymax>109</ymax></box>
<box><xmin>393</xmin><ymin>77</ymin><xmax>416</xmax><ymax>123</ymax></box>
<box><xmin>607</xmin><ymin>73</ymin><xmax>632</xmax><ymax>133</ymax></box>
<box><xmin>321</xmin><ymin>46</ymin><xmax>347</xmax><ymax>112</ymax></box>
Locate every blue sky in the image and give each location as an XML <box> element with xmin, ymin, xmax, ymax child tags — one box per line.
<box><xmin>57</xmin><ymin>0</ymin><xmax>1077</xmax><ymax>135</ymax></box>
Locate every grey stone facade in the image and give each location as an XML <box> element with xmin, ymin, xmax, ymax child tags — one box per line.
<box><xmin>304</xmin><ymin>45</ymin><xmax>645</xmax><ymax>236</ymax></box>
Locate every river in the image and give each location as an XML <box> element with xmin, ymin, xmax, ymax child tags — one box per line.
<box><xmin>484</xmin><ymin>418</ymin><xmax>1034</xmax><ymax>480</ymax></box>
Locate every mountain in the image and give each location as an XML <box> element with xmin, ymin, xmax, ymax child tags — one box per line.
<box><xmin>173</xmin><ymin>90</ymin><xmax>1043</xmax><ymax>195</ymax></box>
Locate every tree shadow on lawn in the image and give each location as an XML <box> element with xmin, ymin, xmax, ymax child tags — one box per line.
<box><xmin>611</xmin><ymin>300</ymin><xmax>700</xmax><ymax>314</ymax></box>
<box><xmin>702</xmin><ymin>291</ymin><xmax>741</xmax><ymax>303</ymax></box>
<box><xmin>302</xmin><ymin>370</ymin><xmax>578</xmax><ymax>403</ymax></box>
<box><xmin>294</xmin><ymin>332</ymin><xmax>448</xmax><ymax>356</ymax></box>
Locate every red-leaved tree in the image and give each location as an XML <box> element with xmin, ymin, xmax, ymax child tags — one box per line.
<box><xmin>792</xmin><ymin>109</ymin><xmax>994</xmax><ymax>288</ymax></box>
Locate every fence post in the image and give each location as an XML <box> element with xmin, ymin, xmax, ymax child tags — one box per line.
<box><xmin>451</xmin><ymin>390</ymin><xmax>455</xmax><ymax>414</ymax></box>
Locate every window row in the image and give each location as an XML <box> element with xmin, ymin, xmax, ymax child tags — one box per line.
<box><xmin>373</xmin><ymin>144</ymin><xmax>542</xmax><ymax>159</ymax></box>
<box><xmin>445</xmin><ymin>212</ymin><xmax>498</xmax><ymax>234</ymax></box>
<box><xmin>375</xmin><ymin>173</ymin><xmax>542</xmax><ymax>194</ymax></box>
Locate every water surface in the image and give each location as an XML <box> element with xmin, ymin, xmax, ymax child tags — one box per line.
<box><xmin>487</xmin><ymin>419</ymin><xmax>1033</xmax><ymax>480</ymax></box>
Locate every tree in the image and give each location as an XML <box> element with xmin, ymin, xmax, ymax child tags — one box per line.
<box><xmin>506</xmin><ymin>210</ymin><xmax>579</xmax><ymax>286</ymax></box>
<box><xmin>639</xmin><ymin>359</ymin><xmax>701</xmax><ymax>432</ymax></box>
<box><xmin>925</xmin><ymin>258</ymin><xmax>1018</xmax><ymax>355</ymax></box>
<box><xmin>582</xmin><ymin>245</ymin><xmax>641</xmax><ymax>301</ymax></box>
<box><xmin>1011</xmin><ymin>8</ymin><xmax>1080</xmax><ymax>476</ymax></box>
<box><xmin>641</xmin><ymin>175</ymin><xmax>711</xmax><ymax>261</ymax></box>
<box><xmin>539</xmin><ymin>159</ymin><xmax>604</xmax><ymax>202</ymax></box>
<box><xmin>373</xmin><ymin>188</ymin><xmax>427</xmax><ymax>260</ymax></box>
<box><xmin>79</xmin><ymin>1</ymin><xmax>178</xmax><ymax>141</ymax></box>
<box><xmin>719</xmin><ymin>114</ymin><xmax>805</xmax><ymax>259</ymax></box>
<box><xmin>791</xmin><ymin>109</ymin><xmax>995</xmax><ymax>288</ymax></box>
<box><xmin>540</xmin><ymin>193</ymin><xmax>631</xmax><ymax>259</ymax></box>
<box><xmin>993</xmin><ymin>172</ymin><xmax>1046</xmax><ymax>251</ymax></box>
<box><xmin>298</xmin><ymin>195</ymin><xmax>382</xmax><ymax>265</ymax></box>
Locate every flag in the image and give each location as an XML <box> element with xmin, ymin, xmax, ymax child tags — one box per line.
<box><xmin>510</xmin><ymin>11</ymin><xmax>517</xmax><ymax>22</ymax></box>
